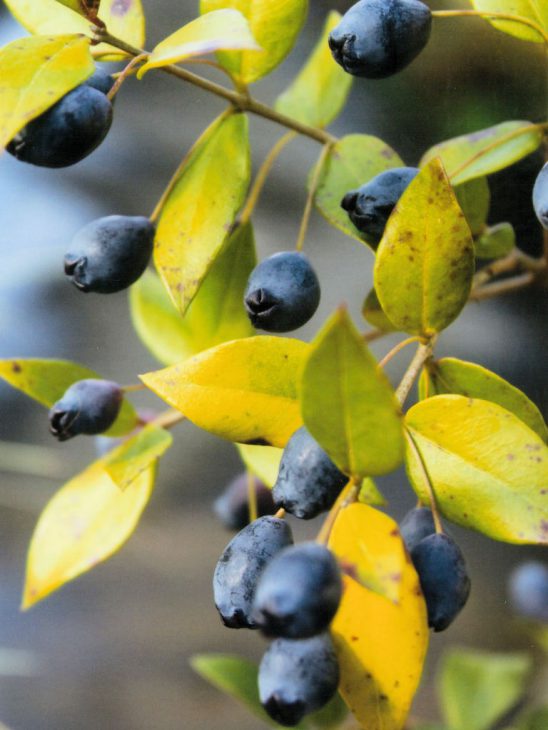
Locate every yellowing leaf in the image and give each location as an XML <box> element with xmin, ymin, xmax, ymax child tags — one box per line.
<box><xmin>358</xmin><ymin>478</ymin><xmax>386</xmax><ymax>507</ymax></box>
<box><xmin>314</xmin><ymin>135</ymin><xmax>404</xmax><ymax>247</ymax></box>
<box><xmin>154</xmin><ymin>112</ymin><xmax>251</xmax><ymax>315</ymax></box>
<box><xmin>422</xmin><ymin>358</ymin><xmax>548</xmax><ymax>442</ymax></box>
<box><xmin>200</xmin><ymin>0</ymin><xmax>308</xmax><ymax>84</ymax></box>
<box><xmin>275</xmin><ymin>11</ymin><xmax>352</xmax><ymax>129</ymax></box>
<box><xmin>405</xmin><ymin>395</ymin><xmax>548</xmax><ymax>544</ymax></box>
<box><xmin>138</xmin><ymin>10</ymin><xmax>261</xmax><ymax>77</ymax></box>
<box><xmin>23</xmin><ymin>463</ymin><xmax>155</xmax><ymax>609</ymax></box>
<box><xmin>329</xmin><ymin>503</ymin><xmax>429</xmax><ymax>730</ymax></box>
<box><xmin>4</xmin><ymin>0</ymin><xmax>145</xmax><ymax>58</ymax></box>
<box><xmin>236</xmin><ymin>443</ymin><xmax>282</xmax><ymax>487</ymax></box>
<box><xmin>420</xmin><ymin>121</ymin><xmax>543</xmax><ymax>186</ymax></box>
<box><xmin>102</xmin><ymin>424</ymin><xmax>173</xmax><ymax>491</ymax></box>
<box><xmin>301</xmin><ymin>309</ymin><xmax>403</xmax><ymax>478</ymax></box>
<box><xmin>0</xmin><ymin>35</ymin><xmax>94</xmax><ymax>151</ymax></box>
<box><xmin>131</xmin><ymin>223</ymin><xmax>256</xmax><ymax>366</ymax></box>
<box><xmin>141</xmin><ymin>337</ymin><xmax>308</xmax><ymax>448</ymax></box>
<box><xmin>472</xmin><ymin>0</ymin><xmax>547</xmax><ymax>43</ymax></box>
<box><xmin>374</xmin><ymin>158</ymin><xmax>474</xmax><ymax>337</ymax></box>
<box><xmin>0</xmin><ymin>358</ymin><xmax>137</xmax><ymax>437</ymax></box>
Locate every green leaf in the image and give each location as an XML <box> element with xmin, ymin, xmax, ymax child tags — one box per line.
<box><xmin>454</xmin><ymin>177</ymin><xmax>490</xmax><ymax>237</ymax></box>
<box><xmin>474</xmin><ymin>222</ymin><xmax>515</xmax><ymax>259</ymax></box>
<box><xmin>358</xmin><ymin>477</ymin><xmax>386</xmax><ymax>506</ymax></box>
<box><xmin>362</xmin><ymin>287</ymin><xmax>397</xmax><ymax>332</ymax></box>
<box><xmin>420</xmin><ymin>121</ymin><xmax>544</xmax><ymax>186</ymax></box>
<box><xmin>314</xmin><ymin>135</ymin><xmax>404</xmax><ymax>247</ymax></box>
<box><xmin>300</xmin><ymin>308</ymin><xmax>404</xmax><ymax>478</ymax></box>
<box><xmin>101</xmin><ymin>424</ymin><xmax>173</xmax><ymax>491</ymax></box>
<box><xmin>0</xmin><ymin>358</ymin><xmax>137</xmax><ymax>437</ymax></box>
<box><xmin>141</xmin><ymin>336</ymin><xmax>308</xmax><ymax>448</ymax></box>
<box><xmin>471</xmin><ymin>0</ymin><xmax>547</xmax><ymax>43</ymax></box>
<box><xmin>200</xmin><ymin>0</ymin><xmax>308</xmax><ymax>84</ymax></box>
<box><xmin>0</xmin><ymin>35</ymin><xmax>94</xmax><ymax>151</ymax></box>
<box><xmin>422</xmin><ymin>357</ymin><xmax>548</xmax><ymax>441</ymax></box>
<box><xmin>275</xmin><ymin>11</ymin><xmax>352</xmax><ymax>129</ymax></box>
<box><xmin>374</xmin><ymin>158</ymin><xmax>474</xmax><ymax>337</ymax></box>
<box><xmin>236</xmin><ymin>443</ymin><xmax>282</xmax><ymax>487</ymax></box>
<box><xmin>154</xmin><ymin>112</ymin><xmax>251</xmax><ymax>315</ymax></box>
<box><xmin>518</xmin><ymin>707</ymin><xmax>548</xmax><ymax>730</ymax></box>
<box><xmin>131</xmin><ymin>222</ymin><xmax>256</xmax><ymax>365</ymax></box>
<box><xmin>439</xmin><ymin>649</ymin><xmax>531</xmax><ymax>730</ymax></box>
<box><xmin>405</xmin><ymin>395</ymin><xmax>548</xmax><ymax>544</ymax></box>
<box><xmin>23</xmin><ymin>463</ymin><xmax>156</xmax><ymax>608</ymax></box>
<box><xmin>138</xmin><ymin>9</ymin><xmax>261</xmax><ymax>77</ymax></box>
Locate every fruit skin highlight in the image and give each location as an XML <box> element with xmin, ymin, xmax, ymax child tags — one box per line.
<box><xmin>533</xmin><ymin>163</ymin><xmax>548</xmax><ymax>230</ymax></box>
<box><xmin>48</xmin><ymin>379</ymin><xmax>123</xmax><ymax>442</ymax></box>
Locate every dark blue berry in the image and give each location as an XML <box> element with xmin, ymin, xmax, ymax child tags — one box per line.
<box><xmin>84</xmin><ymin>68</ymin><xmax>115</xmax><ymax>95</ymax></box>
<box><xmin>508</xmin><ymin>561</ymin><xmax>548</xmax><ymax>622</ymax></box>
<box><xmin>213</xmin><ymin>516</ymin><xmax>293</xmax><ymax>629</ymax></box>
<box><xmin>244</xmin><ymin>252</ymin><xmax>320</xmax><ymax>332</ymax></box>
<box><xmin>7</xmin><ymin>84</ymin><xmax>113</xmax><ymax>168</ymax></box>
<box><xmin>533</xmin><ymin>163</ymin><xmax>548</xmax><ymax>230</ymax></box>
<box><xmin>49</xmin><ymin>379</ymin><xmax>123</xmax><ymax>441</ymax></box>
<box><xmin>64</xmin><ymin>215</ymin><xmax>155</xmax><ymax>294</ymax></box>
<box><xmin>259</xmin><ymin>633</ymin><xmax>340</xmax><ymax>727</ymax></box>
<box><xmin>411</xmin><ymin>533</ymin><xmax>470</xmax><ymax>632</ymax></box>
<box><xmin>213</xmin><ymin>472</ymin><xmax>276</xmax><ymax>531</ymax></box>
<box><xmin>329</xmin><ymin>0</ymin><xmax>432</xmax><ymax>79</ymax></box>
<box><xmin>341</xmin><ymin>167</ymin><xmax>419</xmax><ymax>246</ymax></box>
<box><xmin>273</xmin><ymin>427</ymin><xmax>347</xmax><ymax>519</ymax></box>
<box><xmin>252</xmin><ymin>542</ymin><xmax>342</xmax><ymax>639</ymax></box>
<box><xmin>400</xmin><ymin>507</ymin><xmax>436</xmax><ymax>553</ymax></box>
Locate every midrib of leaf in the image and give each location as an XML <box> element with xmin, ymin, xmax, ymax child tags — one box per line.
<box><xmin>420</xmin><ymin>183</ymin><xmax>433</xmax><ymax>334</ymax></box>
<box><xmin>336</xmin><ymin>325</ymin><xmax>357</xmax><ymax>476</ymax></box>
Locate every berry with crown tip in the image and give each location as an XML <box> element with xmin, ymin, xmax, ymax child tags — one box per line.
<box><xmin>244</xmin><ymin>252</ymin><xmax>320</xmax><ymax>333</ymax></box>
<box><xmin>533</xmin><ymin>163</ymin><xmax>548</xmax><ymax>230</ymax></box>
<box><xmin>329</xmin><ymin>0</ymin><xmax>432</xmax><ymax>79</ymax></box>
<box><xmin>400</xmin><ymin>506</ymin><xmax>436</xmax><ymax>553</ymax></box>
<box><xmin>213</xmin><ymin>472</ymin><xmax>276</xmax><ymax>531</ymax></box>
<box><xmin>64</xmin><ymin>215</ymin><xmax>155</xmax><ymax>294</ymax></box>
<box><xmin>259</xmin><ymin>633</ymin><xmax>340</xmax><ymax>727</ymax></box>
<box><xmin>213</xmin><ymin>516</ymin><xmax>293</xmax><ymax>629</ymax></box>
<box><xmin>49</xmin><ymin>379</ymin><xmax>123</xmax><ymax>441</ymax></box>
<box><xmin>508</xmin><ymin>561</ymin><xmax>548</xmax><ymax>623</ymax></box>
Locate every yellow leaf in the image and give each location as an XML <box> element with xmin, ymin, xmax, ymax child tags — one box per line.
<box><xmin>329</xmin><ymin>503</ymin><xmax>429</xmax><ymax>730</ymax></box>
<box><xmin>405</xmin><ymin>395</ymin><xmax>548</xmax><ymax>544</ymax></box>
<box><xmin>374</xmin><ymin>158</ymin><xmax>474</xmax><ymax>337</ymax></box>
<box><xmin>23</xmin><ymin>464</ymin><xmax>155</xmax><ymax>609</ymax></box>
<box><xmin>101</xmin><ymin>424</ymin><xmax>173</xmax><ymax>491</ymax></box>
<box><xmin>138</xmin><ymin>10</ymin><xmax>261</xmax><ymax>77</ymax></box>
<box><xmin>236</xmin><ymin>443</ymin><xmax>282</xmax><ymax>487</ymax></box>
<box><xmin>141</xmin><ymin>336</ymin><xmax>308</xmax><ymax>448</ymax></box>
<box><xmin>472</xmin><ymin>0</ymin><xmax>547</xmax><ymax>43</ymax></box>
<box><xmin>0</xmin><ymin>34</ymin><xmax>94</xmax><ymax>151</ymax></box>
<box><xmin>200</xmin><ymin>0</ymin><xmax>308</xmax><ymax>84</ymax></box>
<box><xmin>154</xmin><ymin>112</ymin><xmax>251</xmax><ymax>315</ymax></box>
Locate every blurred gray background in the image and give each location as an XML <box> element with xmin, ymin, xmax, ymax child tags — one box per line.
<box><xmin>0</xmin><ymin>1</ymin><xmax>546</xmax><ymax>728</ymax></box>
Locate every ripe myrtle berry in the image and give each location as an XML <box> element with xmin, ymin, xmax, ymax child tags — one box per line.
<box><xmin>64</xmin><ymin>215</ymin><xmax>155</xmax><ymax>294</ymax></box>
<box><xmin>84</xmin><ymin>68</ymin><xmax>115</xmax><ymax>96</ymax></box>
<box><xmin>49</xmin><ymin>379</ymin><xmax>123</xmax><ymax>442</ymax></box>
<box><xmin>252</xmin><ymin>542</ymin><xmax>343</xmax><ymax>639</ymax></box>
<box><xmin>7</xmin><ymin>82</ymin><xmax>113</xmax><ymax>168</ymax></box>
<box><xmin>329</xmin><ymin>0</ymin><xmax>432</xmax><ymax>79</ymax></box>
<box><xmin>411</xmin><ymin>533</ymin><xmax>471</xmax><ymax>632</ymax></box>
<box><xmin>400</xmin><ymin>506</ymin><xmax>436</xmax><ymax>553</ymax></box>
<box><xmin>341</xmin><ymin>167</ymin><xmax>419</xmax><ymax>246</ymax></box>
<box><xmin>273</xmin><ymin>427</ymin><xmax>348</xmax><ymax>520</ymax></box>
<box><xmin>213</xmin><ymin>472</ymin><xmax>276</xmax><ymax>531</ymax></box>
<box><xmin>213</xmin><ymin>516</ymin><xmax>293</xmax><ymax>629</ymax></box>
<box><xmin>533</xmin><ymin>163</ymin><xmax>548</xmax><ymax>230</ymax></box>
<box><xmin>258</xmin><ymin>633</ymin><xmax>340</xmax><ymax>727</ymax></box>
<box><xmin>244</xmin><ymin>252</ymin><xmax>320</xmax><ymax>332</ymax></box>
<box><xmin>508</xmin><ymin>561</ymin><xmax>548</xmax><ymax>623</ymax></box>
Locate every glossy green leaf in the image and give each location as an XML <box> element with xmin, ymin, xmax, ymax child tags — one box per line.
<box><xmin>455</xmin><ymin>177</ymin><xmax>490</xmax><ymax>237</ymax></box>
<box><xmin>236</xmin><ymin>443</ymin><xmax>282</xmax><ymax>487</ymax></box>
<box><xmin>23</xmin><ymin>463</ymin><xmax>155</xmax><ymax>608</ymax></box>
<box><xmin>314</xmin><ymin>135</ymin><xmax>404</xmax><ymax>246</ymax></box>
<box><xmin>154</xmin><ymin>112</ymin><xmax>250</xmax><ymax>315</ymax></box>
<box><xmin>474</xmin><ymin>222</ymin><xmax>515</xmax><ymax>259</ymax></box>
<box><xmin>0</xmin><ymin>35</ymin><xmax>94</xmax><ymax>151</ymax></box>
<box><xmin>440</xmin><ymin>649</ymin><xmax>531</xmax><ymax>730</ymax></box>
<box><xmin>358</xmin><ymin>478</ymin><xmax>386</xmax><ymax>506</ymax></box>
<box><xmin>101</xmin><ymin>424</ymin><xmax>173</xmax><ymax>491</ymax></box>
<box><xmin>0</xmin><ymin>358</ymin><xmax>137</xmax><ymax>437</ymax></box>
<box><xmin>422</xmin><ymin>357</ymin><xmax>547</xmax><ymax>441</ymax></box>
<box><xmin>275</xmin><ymin>11</ymin><xmax>352</xmax><ymax>129</ymax></box>
<box><xmin>200</xmin><ymin>0</ymin><xmax>308</xmax><ymax>84</ymax></box>
<box><xmin>420</xmin><ymin>121</ymin><xmax>543</xmax><ymax>186</ymax></box>
<box><xmin>405</xmin><ymin>395</ymin><xmax>548</xmax><ymax>544</ymax></box>
<box><xmin>141</xmin><ymin>337</ymin><xmax>308</xmax><ymax>448</ymax></box>
<box><xmin>362</xmin><ymin>287</ymin><xmax>397</xmax><ymax>332</ymax></box>
<box><xmin>131</xmin><ymin>222</ymin><xmax>255</xmax><ymax>365</ymax></box>
<box><xmin>4</xmin><ymin>0</ymin><xmax>146</xmax><ymax>58</ymax></box>
<box><xmin>472</xmin><ymin>0</ymin><xmax>547</xmax><ymax>43</ymax></box>
<box><xmin>138</xmin><ymin>9</ymin><xmax>260</xmax><ymax>77</ymax></box>
<box><xmin>300</xmin><ymin>308</ymin><xmax>404</xmax><ymax>478</ymax></box>
<box><xmin>374</xmin><ymin>158</ymin><xmax>474</xmax><ymax>337</ymax></box>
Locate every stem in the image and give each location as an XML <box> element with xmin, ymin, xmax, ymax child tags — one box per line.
<box><xmin>295</xmin><ymin>141</ymin><xmax>334</xmax><ymax>252</ymax></box>
<box><xmin>239</xmin><ymin>131</ymin><xmax>297</xmax><ymax>225</ymax></box>
<box><xmin>275</xmin><ymin>507</ymin><xmax>286</xmax><ymax>519</ymax></box>
<box><xmin>378</xmin><ymin>336</ymin><xmax>420</xmax><ymax>369</ymax></box>
<box><xmin>362</xmin><ymin>328</ymin><xmax>388</xmax><ymax>343</ymax></box>
<box><xmin>395</xmin><ymin>339</ymin><xmax>436</xmax><ymax>406</ymax></box>
<box><xmin>470</xmin><ymin>271</ymin><xmax>536</xmax><ymax>300</ymax></box>
<box><xmin>432</xmin><ymin>9</ymin><xmax>548</xmax><ymax>45</ymax></box>
<box><xmin>107</xmin><ymin>54</ymin><xmax>147</xmax><ymax>101</ymax></box>
<box><xmin>246</xmin><ymin>470</ymin><xmax>258</xmax><ymax>523</ymax></box>
<box><xmin>149</xmin><ymin>409</ymin><xmax>186</xmax><ymax>430</ymax></box>
<box><xmin>405</xmin><ymin>430</ymin><xmax>443</xmax><ymax>533</ymax></box>
<box><xmin>316</xmin><ymin>479</ymin><xmax>360</xmax><ymax>546</ymax></box>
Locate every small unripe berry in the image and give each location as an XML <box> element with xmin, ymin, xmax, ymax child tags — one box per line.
<box><xmin>508</xmin><ymin>561</ymin><xmax>548</xmax><ymax>623</ymax></box>
<box><xmin>49</xmin><ymin>379</ymin><xmax>123</xmax><ymax>441</ymax></box>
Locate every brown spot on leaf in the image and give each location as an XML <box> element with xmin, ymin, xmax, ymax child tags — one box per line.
<box><xmin>11</xmin><ymin>362</ymin><xmax>22</xmax><ymax>373</ymax></box>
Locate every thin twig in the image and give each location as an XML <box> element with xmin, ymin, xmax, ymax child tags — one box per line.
<box><xmin>296</xmin><ymin>141</ymin><xmax>335</xmax><ymax>252</ymax></box>
<box><xmin>107</xmin><ymin>53</ymin><xmax>147</xmax><ymax>101</ymax></box>
<box><xmin>149</xmin><ymin>409</ymin><xmax>186</xmax><ymax>430</ymax></box>
<box><xmin>405</xmin><ymin>429</ymin><xmax>443</xmax><ymax>533</ymax></box>
<box><xmin>470</xmin><ymin>272</ymin><xmax>536</xmax><ymax>300</ymax></box>
<box><xmin>395</xmin><ymin>339</ymin><xmax>436</xmax><ymax>406</ymax></box>
<box><xmin>316</xmin><ymin>479</ymin><xmax>360</xmax><ymax>546</ymax></box>
<box><xmin>246</xmin><ymin>469</ymin><xmax>258</xmax><ymax>523</ymax></box>
<box><xmin>378</xmin><ymin>336</ymin><xmax>420</xmax><ymax>369</ymax></box>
